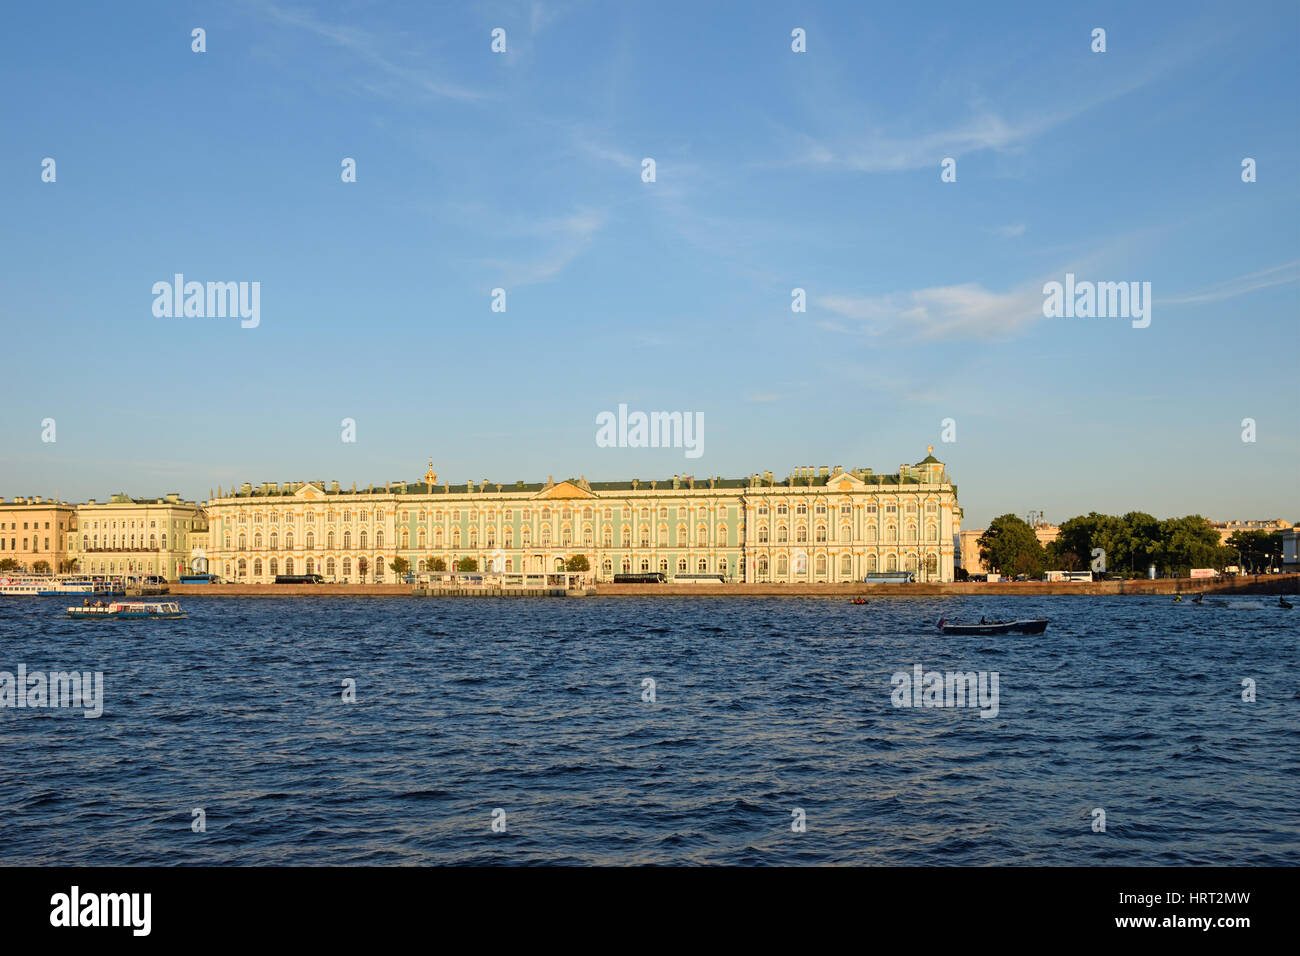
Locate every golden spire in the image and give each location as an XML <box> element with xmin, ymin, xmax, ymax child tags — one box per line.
<box><xmin>424</xmin><ymin>458</ymin><xmax>436</xmax><ymax>487</ymax></box>
<box><xmin>927</xmin><ymin>444</ymin><xmax>934</xmax><ymax>455</ymax></box>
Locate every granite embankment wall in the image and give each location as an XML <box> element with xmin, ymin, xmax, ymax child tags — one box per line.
<box><xmin>169</xmin><ymin>574</ymin><xmax>1299</xmax><ymax>598</ymax></box>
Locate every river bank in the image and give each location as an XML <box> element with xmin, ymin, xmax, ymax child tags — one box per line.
<box><xmin>168</xmin><ymin>573</ymin><xmax>1299</xmax><ymax>597</ymax></box>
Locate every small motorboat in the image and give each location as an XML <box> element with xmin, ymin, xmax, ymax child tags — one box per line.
<box><xmin>1192</xmin><ymin>593</ymin><xmax>1204</xmax><ymax>604</ymax></box>
<box><xmin>1281</xmin><ymin>597</ymin><xmax>1294</xmax><ymax>609</ymax></box>
<box><xmin>67</xmin><ymin>601</ymin><xmax>186</xmax><ymax>620</ymax></box>
<box><xmin>937</xmin><ymin>617</ymin><xmax>1048</xmax><ymax>635</ymax></box>
<box><xmin>850</xmin><ymin>598</ymin><xmax>868</xmax><ymax>605</ymax></box>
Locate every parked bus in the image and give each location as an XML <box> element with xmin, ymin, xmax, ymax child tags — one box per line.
<box><xmin>862</xmin><ymin>572</ymin><xmax>915</xmax><ymax>584</ymax></box>
<box><xmin>274</xmin><ymin>574</ymin><xmax>325</xmax><ymax>584</ymax></box>
<box><xmin>1045</xmin><ymin>570</ymin><xmax>1094</xmax><ymax>582</ymax></box>
<box><xmin>613</xmin><ymin>572</ymin><xmax>667</xmax><ymax>584</ymax></box>
<box><xmin>670</xmin><ymin>573</ymin><xmax>725</xmax><ymax>584</ymax></box>
<box><xmin>179</xmin><ymin>573</ymin><xmax>221</xmax><ymax>584</ymax></box>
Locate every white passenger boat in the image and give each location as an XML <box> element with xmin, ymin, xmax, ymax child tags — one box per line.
<box><xmin>66</xmin><ymin>601</ymin><xmax>186</xmax><ymax>620</ymax></box>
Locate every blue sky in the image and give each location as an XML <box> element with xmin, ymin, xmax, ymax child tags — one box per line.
<box><xmin>1</xmin><ymin>0</ymin><xmax>1296</xmax><ymax>527</ymax></box>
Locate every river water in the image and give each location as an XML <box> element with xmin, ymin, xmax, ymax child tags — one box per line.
<box><xmin>1</xmin><ymin>594</ymin><xmax>1295</xmax><ymax>865</ymax></box>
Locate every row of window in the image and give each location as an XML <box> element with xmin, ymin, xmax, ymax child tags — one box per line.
<box><xmin>756</xmin><ymin>523</ymin><xmax>939</xmax><ymax>543</ymax></box>
<box><xmin>1</xmin><ymin>538</ymin><xmax>51</xmax><ymax>551</ymax></box>
<box><xmin>218</xmin><ymin>497</ymin><xmax>944</xmax><ymax>526</ymax></box>
<box><xmin>80</xmin><ymin>535</ymin><xmax>169</xmax><ymax>550</ymax></box>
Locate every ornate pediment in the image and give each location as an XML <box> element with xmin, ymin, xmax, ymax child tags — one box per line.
<box><xmin>293</xmin><ymin>482</ymin><xmax>326</xmax><ymax>500</ymax></box>
<box><xmin>533</xmin><ymin>479</ymin><xmax>597</xmax><ymax>500</ymax></box>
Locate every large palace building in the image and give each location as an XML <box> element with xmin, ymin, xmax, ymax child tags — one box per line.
<box><xmin>199</xmin><ymin>450</ymin><xmax>961</xmax><ymax>583</ymax></box>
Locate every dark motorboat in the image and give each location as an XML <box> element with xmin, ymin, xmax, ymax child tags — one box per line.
<box><xmin>937</xmin><ymin>617</ymin><xmax>1048</xmax><ymax>635</ymax></box>
<box><xmin>1281</xmin><ymin>597</ymin><xmax>1294</xmax><ymax>609</ymax></box>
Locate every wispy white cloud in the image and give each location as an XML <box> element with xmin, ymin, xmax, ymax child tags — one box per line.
<box><xmin>1159</xmin><ymin>259</ymin><xmax>1300</xmax><ymax>304</ymax></box>
<box><xmin>260</xmin><ymin>4</ymin><xmax>486</xmax><ymax>101</ymax></box>
<box><xmin>817</xmin><ymin>281</ymin><xmax>1046</xmax><ymax>341</ymax></box>
<box><xmin>478</xmin><ymin>207</ymin><xmax>607</xmax><ymax>285</ymax></box>
<box><xmin>990</xmin><ymin>224</ymin><xmax>1027</xmax><ymax>238</ymax></box>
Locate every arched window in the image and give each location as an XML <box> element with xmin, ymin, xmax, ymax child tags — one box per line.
<box><xmin>677</xmin><ymin>557</ymin><xmax>687</xmax><ymax>572</ymax></box>
<box><xmin>886</xmin><ymin>553</ymin><xmax>898</xmax><ymax>572</ymax></box>
<box><xmin>326</xmin><ymin>557</ymin><xmax>336</xmax><ymax>577</ymax></box>
<box><xmin>376</xmin><ymin>531</ymin><xmax>384</xmax><ymax>548</ymax></box>
<box><xmin>328</xmin><ymin>530</ymin><xmax>335</xmax><ymax>549</ymax></box>
<box><xmin>698</xmin><ymin>558</ymin><xmax>707</xmax><ymax>572</ymax></box>
<box><xmin>254</xmin><ymin>533</ymin><xmax>262</xmax><ymax>549</ymax></box>
<box><xmin>815</xmin><ymin>554</ymin><xmax>827</xmax><ymax>577</ymax></box>
<box><xmin>285</xmin><ymin>558</ymin><xmax>295</xmax><ymax>575</ymax></box>
<box><xmin>286</xmin><ymin>531</ymin><xmax>295</xmax><ymax>550</ymax></box>
<box><xmin>776</xmin><ymin>554</ymin><xmax>788</xmax><ymax>577</ymax></box>
<box><xmin>342</xmin><ymin>558</ymin><xmax>351</xmax><ymax>578</ymax></box>
<box><xmin>270</xmin><ymin>532</ymin><xmax>278</xmax><ymax>550</ymax></box>
<box><xmin>270</xmin><ymin>558</ymin><xmax>278</xmax><ymax>575</ymax></box>
<box><xmin>926</xmin><ymin>524</ymin><xmax>937</xmax><ymax>542</ymax></box>
<box><xmin>253</xmin><ymin>558</ymin><xmax>262</xmax><ymax>577</ymax></box>
<box><xmin>360</xmin><ymin>531</ymin><xmax>368</xmax><ymax>549</ymax></box>
<box><xmin>305</xmin><ymin>531</ymin><xmax>315</xmax><ymax>550</ymax></box>
<box><xmin>840</xmin><ymin>554</ymin><xmax>852</xmax><ymax>577</ymax></box>
<box><xmin>866</xmin><ymin>553</ymin><xmax>878</xmax><ymax>573</ymax></box>
<box><xmin>758</xmin><ymin>525</ymin><xmax>769</xmax><ymax>544</ymax></box>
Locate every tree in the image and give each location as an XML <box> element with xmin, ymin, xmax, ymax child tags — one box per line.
<box><xmin>455</xmin><ymin>557</ymin><xmax>478</xmax><ymax>572</ymax></box>
<box><xmin>0</xmin><ymin>558</ymin><xmax>19</xmax><ymax>571</ymax></box>
<box><xmin>565</xmin><ymin>554</ymin><xmax>590</xmax><ymax>572</ymax></box>
<box><xmin>358</xmin><ymin>557</ymin><xmax>369</xmax><ymax>580</ymax></box>
<box><xmin>33</xmin><ymin>560</ymin><xmax>51</xmax><ymax>574</ymax></box>
<box><xmin>1156</xmin><ymin>515</ymin><xmax>1220</xmax><ymax>575</ymax></box>
<box><xmin>979</xmin><ymin>514</ymin><xmax>1044</xmax><ymax>578</ymax></box>
<box><xmin>1225</xmin><ymin>530</ymin><xmax>1282</xmax><ymax>572</ymax></box>
<box><xmin>427</xmin><ymin>557</ymin><xmax>446</xmax><ymax>572</ymax></box>
<box><xmin>390</xmin><ymin>557</ymin><xmax>410</xmax><ymax>577</ymax></box>
<box><xmin>58</xmin><ymin>559</ymin><xmax>78</xmax><ymax>573</ymax></box>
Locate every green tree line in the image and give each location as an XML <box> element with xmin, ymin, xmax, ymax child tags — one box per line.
<box><xmin>978</xmin><ymin>512</ymin><xmax>1257</xmax><ymax>579</ymax></box>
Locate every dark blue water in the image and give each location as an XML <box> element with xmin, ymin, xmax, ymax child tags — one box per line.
<box><xmin>1</xmin><ymin>595</ymin><xmax>1296</xmax><ymax>865</ymax></box>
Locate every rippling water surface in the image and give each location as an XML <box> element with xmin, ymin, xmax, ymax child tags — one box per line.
<box><xmin>1</xmin><ymin>594</ymin><xmax>1296</xmax><ymax>865</ymax></box>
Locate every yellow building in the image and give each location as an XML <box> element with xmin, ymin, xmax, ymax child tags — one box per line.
<box><xmin>202</xmin><ymin>451</ymin><xmax>962</xmax><ymax>584</ymax></box>
<box><xmin>68</xmin><ymin>493</ymin><xmax>207</xmax><ymax>580</ymax></box>
<box><xmin>0</xmin><ymin>496</ymin><xmax>77</xmax><ymax>572</ymax></box>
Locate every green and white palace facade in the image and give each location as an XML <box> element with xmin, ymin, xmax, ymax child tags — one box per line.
<box><xmin>199</xmin><ymin>450</ymin><xmax>961</xmax><ymax>584</ymax></box>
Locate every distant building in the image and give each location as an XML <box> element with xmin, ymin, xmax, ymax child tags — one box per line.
<box><xmin>0</xmin><ymin>496</ymin><xmax>77</xmax><ymax>572</ymax></box>
<box><xmin>67</xmin><ymin>493</ymin><xmax>207</xmax><ymax>579</ymax></box>
<box><xmin>1284</xmin><ymin>530</ymin><xmax>1299</xmax><ymax>571</ymax></box>
<box><xmin>201</xmin><ymin>450</ymin><xmax>962</xmax><ymax>584</ymax></box>
<box><xmin>958</xmin><ymin>528</ymin><xmax>987</xmax><ymax>575</ymax></box>
<box><xmin>958</xmin><ymin>520</ymin><xmax>1057</xmax><ymax>576</ymax></box>
<box><xmin>1209</xmin><ymin>519</ymin><xmax>1293</xmax><ymax>545</ymax></box>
